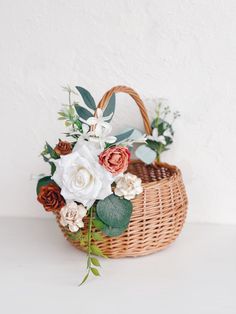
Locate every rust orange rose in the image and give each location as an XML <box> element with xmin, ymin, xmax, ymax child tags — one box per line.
<box><xmin>54</xmin><ymin>140</ymin><xmax>72</xmax><ymax>156</ymax></box>
<box><xmin>99</xmin><ymin>146</ymin><xmax>131</xmax><ymax>175</ymax></box>
<box><xmin>37</xmin><ymin>183</ymin><xmax>65</xmax><ymax>212</ymax></box>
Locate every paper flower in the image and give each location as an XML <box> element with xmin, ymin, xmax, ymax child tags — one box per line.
<box><xmin>54</xmin><ymin>140</ymin><xmax>72</xmax><ymax>156</ymax></box>
<box><xmin>60</xmin><ymin>201</ymin><xmax>87</xmax><ymax>232</ymax></box>
<box><xmin>114</xmin><ymin>173</ymin><xmax>143</xmax><ymax>200</ymax></box>
<box><xmin>99</xmin><ymin>146</ymin><xmax>130</xmax><ymax>175</ymax></box>
<box><xmin>37</xmin><ymin>183</ymin><xmax>65</xmax><ymax>212</ymax></box>
<box><xmin>86</xmin><ymin>108</ymin><xmax>113</xmax><ymax>137</ymax></box>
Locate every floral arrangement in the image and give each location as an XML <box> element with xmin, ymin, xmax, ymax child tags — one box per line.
<box><xmin>36</xmin><ymin>86</ymin><xmax>179</xmax><ymax>284</ymax></box>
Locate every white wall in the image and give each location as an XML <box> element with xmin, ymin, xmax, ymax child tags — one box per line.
<box><xmin>0</xmin><ymin>0</ymin><xmax>236</xmax><ymax>223</ymax></box>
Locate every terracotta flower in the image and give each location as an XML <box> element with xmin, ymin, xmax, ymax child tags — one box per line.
<box><xmin>37</xmin><ymin>183</ymin><xmax>65</xmax><ymax>212</ymax></box>
<box><xmin>54</xmin><ymin>140</ymin><xmax>72</xmax><ymax>156</ymax></box>
<box><xmin>99</xmin><ymin>146</ymin><xmax>131</xmax><ymax>175</ymax></box>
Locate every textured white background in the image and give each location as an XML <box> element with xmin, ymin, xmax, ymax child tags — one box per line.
<box><xmin>0</xmin><ymin>0</ymin><xmax>236</xmax><ymax>223</ymax></box>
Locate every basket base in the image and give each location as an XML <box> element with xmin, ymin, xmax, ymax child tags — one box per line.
<box><xmin>55</xmin><ymin>161</ymin><xmax>188</xmax><ymax>258</ymax></box>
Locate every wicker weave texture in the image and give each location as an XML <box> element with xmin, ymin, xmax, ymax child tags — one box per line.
<box><xmin>55</xmin><ymin>86</ymin><xmax>188</xmax><ymax>258</ymax></box>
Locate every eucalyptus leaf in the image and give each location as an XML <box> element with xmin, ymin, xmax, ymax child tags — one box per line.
<box><xmin>75</xmin><ymin>86</ymin><xmax>96</xmax><ymax>110</ymax></box>
<box><xmin>114</xmin><ymin>129</ymin><xmax>134</xmax><ymax>143</ymax></box>
<box><xmin>135</xmin><ymin>144</ymin><xmax>156</xmax><ymax>164</ymax></box>
<box><xmin>100</xmin><ymin>223</ymin><xmax>128</xmax><ymax>237</ymax></box>
<box><xmin>74</xmin><ymin>104</ymin><xmax>93</xmax><ymax>121</ymax></box>
<box><xmin>36</xmin><ymin>176</ymin><xmax>53</xmax><ymax>194</ymax></box>
<box><xmin>96</xmin><ymin>194</ymin><xmax>132</xmax><ymax>228</ymax></box>
<box><xmin>103</xmin><ymin>94</ymin><xmax>115</xmax><ymax>122</ymax></box>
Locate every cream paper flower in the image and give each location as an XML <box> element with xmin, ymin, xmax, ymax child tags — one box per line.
<box><xmin>114</xmin><ymin>173</ymin><xmax>143</xmax><ymax>200</ymax></box>
<box><xmin>60</xmin><ymin>201</ymin><xmax>87</xmax><ymax>233</ymax></box>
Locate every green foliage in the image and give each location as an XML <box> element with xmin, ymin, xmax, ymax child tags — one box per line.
<box><xmin>74</xmin><ymin>104</ymin><xmax>93</xmax><ymax>121</ymax></box>
<box><xmin>67</xmin><ymin>231</ymin><xmax>83</xmax><ymax>241</ymax></box>
<box><xmin>100</xmin><ymin>223</ymin><xmax>129</xmax><ymax>237</ymax></box>
<box><xmin>79</xmin><ymin>207</ymin><xmax>106</xmax><ymax>286</ymax></box>
<box><xmin>91</xmin><ymin>267</ymin><xmax>100</xmax><ymax>276</ymax></box>
<box><xmin>76</xmin><ymin>86</ymin><xmax>96</xmax><ymax>110</ymax></box>
<box><xmin>136</xmin><ymin>101</ymin><xmax>180</xmax><ymax>163</ymax></box>
<box><xmin>93</xmin><ymin>218</ymin><xmax>106</xmax><ymax>230</ymax></box>
<box><xmin>91</xmin><ymin>257</ymin><xmax>101</xmax><ymax>267</ymax></box>
<box><xmin>41</xmin><ymin>143</ymin><xmax>59</xmax><ymax>175</ymax></box>
<box><xmin>96</xmin><ymin>194</ymin><xmax>132</xmax><ymax>228</ymax></box>
<box><xmin>91</xmin><ymin>244</ymin><xmax>107</xmax><ymax>257</ymax></box>
<box><xmin>92</xmin><ymin>232</ymin><xmax>103</xmax><ymax>241</ymax></box>
<box><xmin>45</xmin><ymin>142</ymin><xmax>59</xmax><ymax>159</ymax></box>
<box><xmin>103</xmin><ymin>93</ymin><xmax>116</xmax><ymax>122</ymax></box>
<box><xmin>36</xmin><ymin>176</ymin><xmax>54</xmax><ymax>194</ymax></box>
<box><xmin>114</xmin><ymin>129</ymin><xmax>134</xmax><ymax>143</ymax></box>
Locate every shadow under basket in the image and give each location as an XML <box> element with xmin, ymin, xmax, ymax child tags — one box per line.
<box><xmin>55</xmin><ymin>160</ymin><xmax>188</xmax><ymax>258</ymax></box>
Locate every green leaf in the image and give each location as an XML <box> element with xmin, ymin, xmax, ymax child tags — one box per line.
<box><xmin>79</xmin><ymin>273</ymin><xmax>89</xmax><ymax>286</ymax></box>
<box><xmin>100</xmin><ymin>223</ymin><xmax>128</xmax><ymax>237</ymax></box>
<box><xmin>67</xmin><ymin>231</ymin><xmax>82</xmax><ymax>241</ymax></box>
<box><xmin>91</xmin><ymin>245</ymin><xmax>106</xmax><ymax>257</ymax></box>
<box><xmin>91</xmin><ymin>267</ymin><xmax>100</xmax><ymax>276</ymax></box>
<box><xmin>46</xmin><ymin>142</ymin><xmax>59</xmax><ymax>159</ymax></box>
<box><xmin>96</xmin><ymin>194</ymin><xmax>133</xmax><ymax>228</ymax></box>
<box><xmin>75</xmin><ymin>86</ymin><xmax>96</xmax><ymax>111</ymax></box>
<box><xmin>114</xmin><ymin>129</ymin><xmax>134</xmax><ymax>143</ymax></box>
<box><xmin>36</xmin><ymin>176</ymin><xmax>53</xmax><ymax>194</ymax></box>
<box><xmin>49</xmin><ymin>162</ymin><xmax>56</xmax><ymax>175</ymax></box>
<box><xmin>93</xmin><ymin>218</ymin><xmax>106</xmax><ymax>230</ymax></box>
<box><xmin>91</xmin><ymin>257</ymin><xmax>101</xmax><ymax>267</ymax></box>
<box><xmin>135</xmin><ymin>144</ymin><xmax>156</xmax><ymax>164</ymax></box>
<box><xmin>103</xmin><ymin>94</ymin><xmax>115</xmax><ymax>122</ymax></box>
<box><xmin>92</xmin><ymin>232</ymin><xmax>103</xmax><ymax>241</ymax></box>
<box><xmin>146</xmin><ymin>139</ymin><xmax>158</xmax><ymax>151</ymax></box>
<box><xmin>74</xmin><ymin>104</ymin><xmax>93</xmax><ymax>121</ymax></box>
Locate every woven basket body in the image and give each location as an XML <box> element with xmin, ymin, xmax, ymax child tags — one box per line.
<box><xmin>55</xmin><ymin>86</ymin><xmax>188</xmax><ymax>258</ymax></box>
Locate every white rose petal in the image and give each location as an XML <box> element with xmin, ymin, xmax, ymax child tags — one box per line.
<box><xmin>53</xmin><ymin>140</ymin><xmax>114</xmax><ymax>207</ymax></box>
<box><xmin>114</xmin><ymin>173</ymin><xmax>143</xmax><ymax>200</ymax></box>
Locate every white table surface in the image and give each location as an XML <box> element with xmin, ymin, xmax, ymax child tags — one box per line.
<box><xmin>0</xmin><ymin>218</ymin><xmax>235</xmax><ymax>314</ymax></box>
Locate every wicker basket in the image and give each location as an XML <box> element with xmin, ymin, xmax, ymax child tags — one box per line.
<box><xmin>55</xmin><ymin>86</ymin><xmax>188</xmax><ymax>258</ymax></box>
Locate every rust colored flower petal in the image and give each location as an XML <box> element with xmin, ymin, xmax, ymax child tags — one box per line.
<box><xmin>54</xmin><ymin>140</ymin><xmax>72</xmax><ymax>156</ymax></box>
<box><xmin>37</xmin><ymin>183</ymin><xmax>65</xmax><ymax>212</ymax></box>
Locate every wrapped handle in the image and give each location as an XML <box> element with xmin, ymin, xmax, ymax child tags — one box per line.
<box><xmin>97</xmin><ymin>86</ymin><xmax>152</xmax><ymax>135</ymax></box>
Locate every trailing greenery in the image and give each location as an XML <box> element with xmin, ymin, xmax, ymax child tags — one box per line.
<box><xmin>79</xmin><ymin>207</ymin><xmax>106</xmax><ymax>286</ymax></box>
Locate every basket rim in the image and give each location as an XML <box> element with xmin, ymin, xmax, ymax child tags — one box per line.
<box><xmin>128</xmin><ymin>159</ymin><xmax>182</xmax><ymax>189</ymax></box>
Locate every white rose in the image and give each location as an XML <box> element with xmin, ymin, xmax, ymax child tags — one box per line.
<box><xmin>114</xmin><ymin>173</ymin><xmax>143</xmax><ymax>200</ymax></box>
<box><xmin>60</xmin><ymin>201</ymin><xmax>87</xmax><ymax>233</ymax></box>
<box><xmin>52</xmin><ymin>141</ymin><xmax>114</xmax><ymax>208</ymax></box>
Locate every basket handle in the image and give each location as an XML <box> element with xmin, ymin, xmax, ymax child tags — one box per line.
<box><xmin>97</xmin><ymin>86</ymin><xmax>152</xmax><ymax>135</ymax></box>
